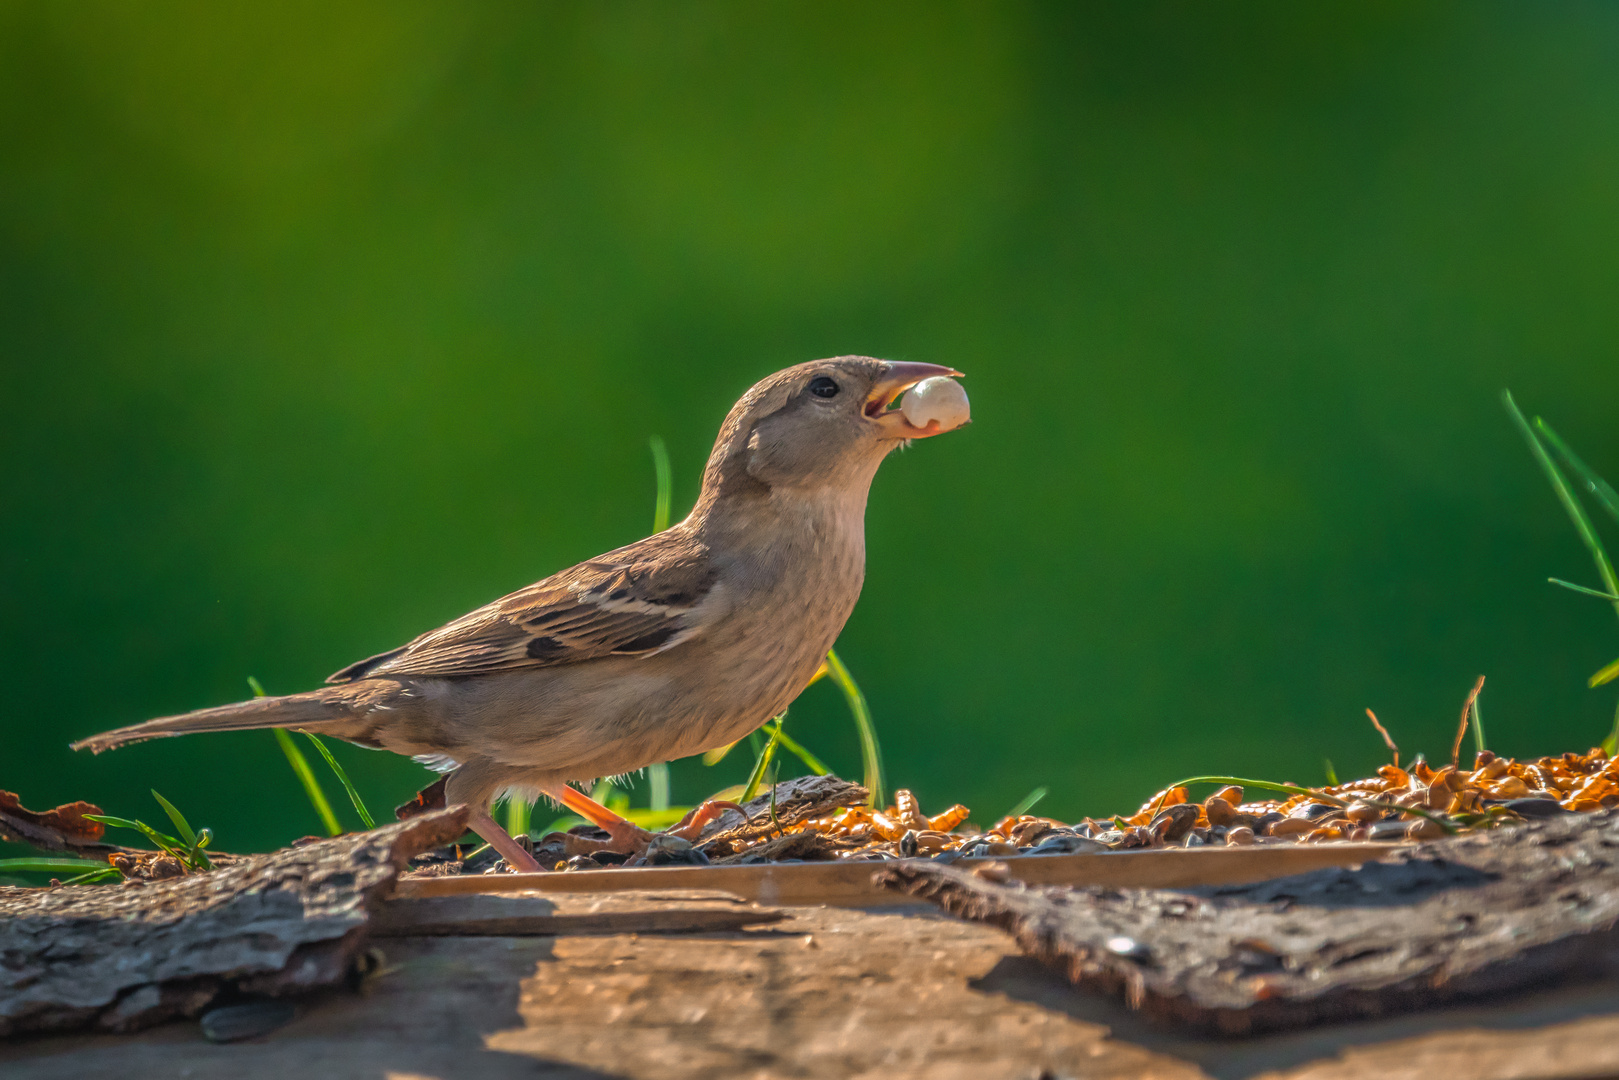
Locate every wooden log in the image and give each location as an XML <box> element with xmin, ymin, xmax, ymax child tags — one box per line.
<box><xmin>371</xmin><ymin>888</ymin><xmax>782</xmax><ymax>936</ymax></box>
<box><xmin>876</xmin><ymin>809</ymin><xmax>1619</xmax><ymax>1034</ymax></box>
<box><xmin>0</xmin><ymin>807</ymin><xmax>468</xmax><ymax>1037</ymax></box>
<box><xmin>396</xmin><ymin>840</ymin><xmax>1396</xmax><ymax>906</ymax></box>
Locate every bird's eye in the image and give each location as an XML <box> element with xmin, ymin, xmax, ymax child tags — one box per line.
<box><xmin>808</xmin><ymin>376</ymin><xmax>840</xmax><ymax>399</ymax></box>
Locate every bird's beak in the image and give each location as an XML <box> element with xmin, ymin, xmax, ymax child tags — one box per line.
<box><xmin>864</xmin><ymin>362</ymin><xmax>965</xmax><ymax>439</ymax></box>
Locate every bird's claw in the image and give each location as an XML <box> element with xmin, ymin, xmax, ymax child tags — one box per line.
<box><xmin>596</xmin><ymin>820</ymin><xmax>659</xmax><ymax>855</ymax></box>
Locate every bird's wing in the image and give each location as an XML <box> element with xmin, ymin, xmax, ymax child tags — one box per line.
<box><xmin>326</xmin><ymin>537</ymin><xmax>717</xmax><ymax>683</ymax></box>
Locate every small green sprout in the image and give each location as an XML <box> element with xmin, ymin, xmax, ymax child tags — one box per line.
<box><xmin>85</xmin><ymin>791</ymin><xmax>215</xmax><ymax>871</ymax></box>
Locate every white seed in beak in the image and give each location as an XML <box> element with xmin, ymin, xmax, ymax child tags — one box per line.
<box><xmin>900</xmin><ymin>376</ymin><xmax>970</xmax><ymax>432</ymax></box>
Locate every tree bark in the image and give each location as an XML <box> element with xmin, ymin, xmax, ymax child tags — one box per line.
<box><xmin>0</xmin><ymin>807</ymin><xmax>468</xmax><ymax>1036</ymax></box>
<box><xmin>878</xmin><ymin>808</ymin><xmax>1619</xmax><ymax>1034</ymax></box>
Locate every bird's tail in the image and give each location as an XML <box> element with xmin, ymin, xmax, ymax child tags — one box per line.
<box><xmin>70</xmin><ymin>689</ymin><xmax>355</xmax><ymax>754</ymax></box>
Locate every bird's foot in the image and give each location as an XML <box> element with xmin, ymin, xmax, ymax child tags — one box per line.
<box><xmin>664</xmin><ymin>799</ymin><xmax>751</xmax><ymax>842</ymax></box>
<box><xmin>543</xmin><ymin>785</ymin><xmax>753</xmax><ymax>854</ymax></box>
<box><xmin>465</xmin><ymin>806</ymin><xmax>544</xmax><ymax>873</ymax></box>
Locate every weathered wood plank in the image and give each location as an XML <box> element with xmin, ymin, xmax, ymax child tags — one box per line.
<box><xmin>372</xmin><ymin>888</ymin><xmax>783</xmax><ymax>936</ymax></box>
<box><xmin>6</xmin><ymin>903</ymin><xmax>1619</xmax><ymax>1078</ymax></box>
<box><xmin>395</xmin><ymin>840</ymin><xmax>1398</xmax><ymax>906</ymax></box>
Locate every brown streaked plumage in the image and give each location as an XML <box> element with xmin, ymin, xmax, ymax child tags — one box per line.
<box><xmin>73</xmin><ymin>356</ymin><xmax>966</xmax><ymax>869</ymax></box>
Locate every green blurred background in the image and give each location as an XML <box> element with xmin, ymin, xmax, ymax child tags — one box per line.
<box><xmin>4</xmin><ymin>2</ymin><xmax>1618</xmax><ymax>854</ymax></box>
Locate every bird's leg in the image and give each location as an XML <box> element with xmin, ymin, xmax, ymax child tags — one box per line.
<box><xmin>543</xmin><ymin>783</ymin><xmax>655</xmax><ymax>853</ymax></box>
<box><xmin>464</xmin><ymin>805</ymin><xmax>544</xmax><ymax>873</ymax></box>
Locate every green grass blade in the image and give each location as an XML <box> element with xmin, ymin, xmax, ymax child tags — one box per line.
<box><xmin>62</xmin><ymin>867</ymin><xmax>123</xmax><ymax>885</ymax></box>
<box><xmin>649</xmin><ymin>762</ymin><xmax>671</xmax><ymax>812</ymax></box>
<box><xmin>1593</xmin><ymin>657</ymin><xmax>1619</xmax><ymax>688</ymax></box>
<box><xmin>1323</xmin><ymin>759</ymin><xmax>1339</xmax><ymax>786</ymax></box>
<box><xmin>768</xmin><ymin>758</ymin><xmax>781</xmax><ymax>826</ymax></box>
<box><xmin>772</xmin><ymin>727</ymin><xmax>830</xmax><ymax>776</ymax></box>
<box><xmin>253</xmin><ymin>675</ymin><xmax>341</xmax><ymax>836</ymax></box>
<box><xmin>149</xmin><ymin>790</ymin><xmax>197</xmax><ymax>849</ymax></box>
<box><xmin>741</xmin><ymin>716</ymin><xmax>785</xmax><ymax>803</ymax></box>
<box><xmin>1504</xmin><ymin>392</ymin><xmax>1619</xmax><ymax>619</ymax></box>
<box><xmin>1536</xmin><ymin>418</ymin><xmax>1619</xmax><ymax>526</ymax></box>
<box><xmin>84</xmin><ymin>814</ymin><xmax>185</xmax><ymax>855</ymax></box>
<box><xmin>531</xmin><ymin>807</ymin><xmax>691</xmax><ymax>835</ymax></box>
<box><xmin>624</xmin><ymin>807</ymin><xmax>691</xmax><ymax>829</ymax></box>
<box><xmin>589</xmin><ymin>779</ymin><xmax>631</xmax><ymax>812</ymax></box>
<box><xmin>701</xmin><ymin>741</ymin><xmax>737</xmax><ymax>767</ymax></box>
<box><xmin>273</xmin><ymin>729</ymin><xmax>341</xmax><ymax>836</ymax></box>
<box><xmin>1003</xmin><ymin>785</ymin><xmax>1048</xmax><ymax>820</ymax></box>
<box><xmin>0</xmin><ymin>857</ymin><xmax>115</xmax><ymax>875</ymax></box>
<box><xmin>580</xmin><ymin>781</ymin><xmax>629</xmax><ymax>816</ymax></box>
<box><xmin>1549</xmin><ymin>578</ymin><xmax>1619</xmax><ymax>601</ymax></box>
<box><xmin>298</xmin><ymin>731</ymin><xmax>376</xmax><ymax>830</ymax></box>
<box><xmin>505</xmin><ymin>797</ymin><xmax>530</xmax><ymax>840</ymax></box>
<box><xmin>645</xmin><ymin>436</ymin><xmax>677</xmax><ymax>806</ymax></box>
<box><xmin>825</xmin><ymin>648</ymin><xmax>885</xmax><ymax>809</ymax></box>
<box><xmin>650</xmin><ymin>435</ymin><xmax>673</xmax><ymax>533</ymax></box>
<box><xmin>1470</xmin><ymin>695</ymin><xmax>1487</xmax><ymax>757</ymax></box>
<box><xmin>1506</xmin><ymin>399</ymin><xmax>1619</xmax><ymax>755</ymax></box>
<box><xmin>81</xmin><ymin>813</ymin><xmax>148</xmax><ymax>833</ymax></box>
<box><xmin>534</xmin><ymin>814</ymin><xmax>582</xmax><ymax>838</ymax></box>
<box><xmin>532</xmin><ymin>806</ymin><xmax>697</xmax><ymax>836</ymax></box>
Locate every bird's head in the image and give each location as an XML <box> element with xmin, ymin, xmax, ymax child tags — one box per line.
<box><xmin>700</xmin><ymin>356</ymin><xmax>965</xmax><ymax>500</ymax></box>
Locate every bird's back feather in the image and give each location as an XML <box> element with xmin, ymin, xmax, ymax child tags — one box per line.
<box><xmin>325</xmin><ymin>529</ymin><xmax>717</xmax><ymax>684</ymax></box>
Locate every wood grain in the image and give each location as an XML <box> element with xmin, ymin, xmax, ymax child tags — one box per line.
<box><xmin>396</xmin><ymin>840</ymin><xmax>1399</xmax><ymax>906</ymax></box>
<box><xmin>372</xmin><ymin>888</ymin><xmax>782</xmax><ymax>936</ymax></box>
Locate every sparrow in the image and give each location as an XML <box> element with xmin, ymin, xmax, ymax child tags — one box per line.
<box><xmin>73</xmin><ymin>357</ymin><xmax>966</xmax><ymax>871</ymax></box>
